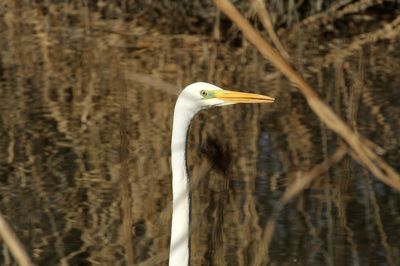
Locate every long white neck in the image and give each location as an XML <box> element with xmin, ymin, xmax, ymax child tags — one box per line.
<box><xmin>169</xmin><ymin>98</ymin><xmax>197</xmax><ymax>266</ymax></box>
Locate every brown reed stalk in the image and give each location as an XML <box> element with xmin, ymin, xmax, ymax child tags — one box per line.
<box><xmin>319</xmin><ymin>15</ymin><xmax>400</xmax><ymax>70</ymax></box>
<box><xmin>254</xmin><ymin>145</ymin><xmax>347</xmax><ymax>265</ymax></box>
<box><xmin>250</xmin><ymin>0</ymin><xmax>290</xmax><ymax>59</ymax></box>
<box><xmin>212</xmin><ymin>0</ymin><xmax>400</xmax><ymax>191</ymax></box>
<box><xmin>295</xmin><ymin>0</ymin><xmax>383</xmax><ymax>32</ymax></box>
<box><xmin>119</xmin><ymin>64</ymin><xmax>135</xmax><ymax>265</ymax></box>
<box><xmin>0</xmin><ymin>213</ymin><xmax>35</xmax><ymax>266</ymax></box>
<box><xmin>366</xmin><ymin>178</ymin><xmax>396</xmax><ymax>265</ymax></box>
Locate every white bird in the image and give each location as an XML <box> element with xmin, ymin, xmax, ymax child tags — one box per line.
<box><xmin>170</xmin><ymin>82</ymin><xmax>274</xmax><ymax>265</ymax></box>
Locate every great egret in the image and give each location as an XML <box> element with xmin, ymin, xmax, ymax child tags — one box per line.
<box><xmin>170</xmin><ymin>82</ymin><xmax>274</xmax><ymax>265</ymax></box>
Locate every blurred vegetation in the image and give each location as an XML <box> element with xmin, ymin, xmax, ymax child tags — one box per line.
<box><xmin>0</xmin><ymin>0</ymin><xmax>399</xmax><ymax>265</ymax></box>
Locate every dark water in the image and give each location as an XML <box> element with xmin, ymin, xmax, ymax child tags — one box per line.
<box><xmin>0</xmin><ymin>1</ymin><xmax>399</xmax><ymax>265</ymax></box>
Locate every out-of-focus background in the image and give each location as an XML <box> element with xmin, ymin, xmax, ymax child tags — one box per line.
<box><xmin>0</xmin><ymin>1</ymin><xmax>399</xmax><ymax>265</ymax></box>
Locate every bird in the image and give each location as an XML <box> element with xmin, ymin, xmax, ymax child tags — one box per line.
<box><xmin>169</xmin><ymin>82</ymin><xmax>274</xmax><ymax>265</ymax></box>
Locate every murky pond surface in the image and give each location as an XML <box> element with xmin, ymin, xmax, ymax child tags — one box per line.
<box><xmin>0</xmin><ymin>2</ymin><xmax>399</xmax><ymax>265</ymax></box>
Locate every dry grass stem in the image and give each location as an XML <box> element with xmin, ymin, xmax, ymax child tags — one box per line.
<box><xmin>251</xmin><ymin>0</ymin><xmax>290</xmax><ymax>59</ymax></box>
<box><xmin>252</xmin><ymin>0</ymin><xmax>289</xmax><ymax>60</ymax></box>
<box><xmin>0</xmin><ymin>214</ymin><xmax>35</xmax><ymax>266</ymax></box>
<box><xmin>119</xmin><ymin>66</ymin><xmax>134</xmax><ymax>265</ymax></box>
<box><xmin>213</xmin><ymin>0</ymin><xmax>400</xmax><ymax>191</ymax></box>
<box><xmin>319</xmin><ymin>15</ymin><xmax>400</xmax><ymax>70</ymax></box>
<box><xmin>254</xmin><ymin>145</ymin><xmax>347</xmax><ymax>265</ymax></box>
<box><xmin>126</xmin><ymin>71</ymin><xmax>180</xmax><ymax>96</ymax></box>
<box><xmin>280</xmin><ymin>145</ymin><xmax>347</xmax><ymax>205</ymax></box>
<box><xmin>298</xmin><ymin>0</ymin><xmax>385</xmax><ymax>32</ymax></box>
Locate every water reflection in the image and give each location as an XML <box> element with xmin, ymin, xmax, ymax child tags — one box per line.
<box><xmin>0</xmin><ymin>1</ymin><xmax>399</xmax><ymax>266</ymax></box>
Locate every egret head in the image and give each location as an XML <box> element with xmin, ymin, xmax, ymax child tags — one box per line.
<box><xmin>179</xmin><ymin>82</ymin><xmax>275</xmax><ymax>111</ymax></box>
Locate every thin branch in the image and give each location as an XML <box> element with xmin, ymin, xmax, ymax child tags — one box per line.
<box><xmin>254</xmin><ymin>145</ymin><xmax>347</xmax><ymax>265</ymax></box>
<box><xmin>212</xmin><ymin>0</ymin><xmax>400</xmax><ymax>191</ymax></box>
<box><xmin>251</xmin><ymin>0</ymin><xmax>290</xmax><ymax>59</ymax></box>
<box><xmin>0</xmin><ymin>213</ymin><xmax>35</xmax><ymax>266</ymax></box>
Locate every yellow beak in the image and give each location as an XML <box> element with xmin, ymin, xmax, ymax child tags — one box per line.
<box><xmin>215</xmin><ymin>90</ymin><xmax>275</xmax><ymax>104</ymax></box>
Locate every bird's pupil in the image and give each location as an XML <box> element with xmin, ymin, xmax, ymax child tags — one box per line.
<box><xmin>201</xmin><ymin>90</ymin><xmax>207</xmax><ymax>96</ymax></box>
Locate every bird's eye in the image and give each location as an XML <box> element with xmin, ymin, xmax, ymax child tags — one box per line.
<box><xmin>200</xmin><ymin>90</ymin><xmax>208</xmax><ymax>97</ymax></box>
